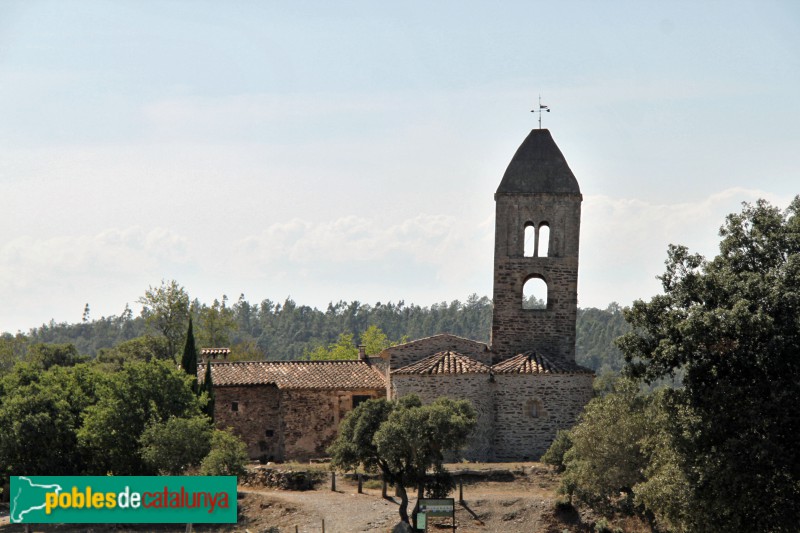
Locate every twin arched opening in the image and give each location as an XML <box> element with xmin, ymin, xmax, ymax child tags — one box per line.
<box><xmin>523</xmin><ymin>222</ymin><xmax>550</xmax><ymax>258</ymax></box>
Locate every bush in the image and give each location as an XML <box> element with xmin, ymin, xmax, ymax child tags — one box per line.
<box><xmin>541</xmin><ymin>429</ymin><xmax>572</xmax><ymax>472</ymax></box>
<box><xmin>424</xmin><ymin>469</ymin><xmax>455</xmax><ymax>499</ymax></box>
<box><xmin>560</xmin><ymin>380</ymin><xmax>648</xmax><ymax>510</ymax></box>
<box><xmin>140</xmin><ymin>415</ymin><xmax>212</xmax><ymax>475</ymax></box>
<box><xmin>200</xmin><ymin>429</ymin><xmax>248</xmax><ymax>477</ymax></box>
<box><xmin>593</xmin><ymin>518</ymin><xmax>622</xmax><ymax>533</ymax></box>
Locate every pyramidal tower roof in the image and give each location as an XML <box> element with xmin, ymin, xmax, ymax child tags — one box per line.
<box><xmin>496</xmin><ymin>129</ymin><xmax>581</xmax><ymax>195</ymax></box>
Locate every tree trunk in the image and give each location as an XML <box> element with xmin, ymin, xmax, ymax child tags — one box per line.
<box><xmin>411</xmin><ymin>481</ymin><xmax>424</xmax><ymax>529</ymax></box>
<box><xmin>396</xmin><ymin>483</ymin><xmax>410</xmax><ymax>524</ymax></box>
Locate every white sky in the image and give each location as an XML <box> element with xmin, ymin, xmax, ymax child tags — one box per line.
<box><xmin>1</xmin><ymin>1</ymin><xmax>799</xmax><ymax>333</ymax></box>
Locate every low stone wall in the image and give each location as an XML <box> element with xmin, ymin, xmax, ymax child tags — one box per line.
<box><xmin>241</xmin><ymin>466</ymin><xmax>325</xmax><ymax>491</ymax></box>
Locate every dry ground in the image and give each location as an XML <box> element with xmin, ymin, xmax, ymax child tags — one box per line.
<box><xmin>0</xmin><ymin>463</ymin><xmax>651</xmax><ymax>533</ymax></box>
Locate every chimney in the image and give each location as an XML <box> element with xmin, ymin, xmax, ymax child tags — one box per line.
<box><xmin>358</xmin><ymin>345</ymin><xmax>367</xmax><ymax>361</ymax></box>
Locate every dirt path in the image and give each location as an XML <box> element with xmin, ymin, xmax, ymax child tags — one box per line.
<box><xmin>241</xmin><ymin>485</ymin><xmax>401</xmax><ymax>533</ymax></box>
<box><xmin>0</xmin><ymin>465</ymin><xmax>640</xmax><ymax>532</ymax></box>
<box><xmin>240</xmin><ymin>471</ymin><xmax>591</xmax><ymax>533</ymax></box>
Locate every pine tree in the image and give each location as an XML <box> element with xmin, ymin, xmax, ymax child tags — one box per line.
<box><xmin>181</xmin><ymin>317</ymin><xmax>198</xmax><ymax>393</ymax></box>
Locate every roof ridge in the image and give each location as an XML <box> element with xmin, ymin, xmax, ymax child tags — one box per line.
<box><xmin>381</xmin><ymin>333</ymin><xmax>489</xmax><ymax>352</ymax></box>
<box><xmin>202</xmin><ymin>359</ymin><xmax>369</xmax><ymax>365</ymax></box>
<box><xmin>393</xmin><ymin>350</ymin><xmax>491</xmax><ymax>375</ymax></box>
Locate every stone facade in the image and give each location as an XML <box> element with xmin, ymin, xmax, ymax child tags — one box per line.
<box><xmin>215</xmin><ymin>385</ymin><xmax>282</xmax><ymax>461</ymax></box>
<box><xmin>391</xmin><ymin>373</ymin><xmax>594</xmax><ymax>461</ymax></box>
<box><xmin>392</xmin><ymin>372</ymin><xmax>494</xmax><ymax>462</ymax></box>
<box><xmin>491</xmin><ymin>129</ymin><xmax>583</xmax><ymax>363</ymax></box>
<box><xmin>492</xmin><ymin>373</ymin><xmax>593</xmax><ymax>460</ymax></box>
<box><xmin>214</xmin><ymin>385</ymin><xmax>384</xmax><ymax>462</ymax></box>
<box><xmin>205</xmin><ymin>128</ymin><xmax>594</xmax><ymax>462</ymax></box>
<box><xmin>388</xmin><ymin>348</ymin><xmax>592</xmax><ymax>461</ymax></box>
<box><xmin>490</xmin><ymin>217</ymin><xmax>581</xmax><ymax>362</ymax></box>
<box><xmin>203</xmin><ymin>360</ymin><xmax>386</xmax><ymax>462</ymax></box>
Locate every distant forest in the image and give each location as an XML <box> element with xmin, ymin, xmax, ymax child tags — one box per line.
<box><xmin>3</xmin><ymin>292</ymin><xmax>630</xmax><ymax>373</ymax></box>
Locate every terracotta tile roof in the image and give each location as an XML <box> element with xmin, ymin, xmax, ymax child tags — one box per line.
<box><xmin>201</xmin><ymin>348</ymin><xmax>230</xmax><ymax>358</ymax></box>
<box><xmin>198</xmin><ymin>360</ymin><xmax>386</xmax><ymax>390</ymax></box>
<box><xmin>491</xmin><ymin>351</ymin><xmax>594</xmax><ymax>375</ymax></box>
<box><xmin>392</xmin><ymin>351</ymin><xmax>492</xmax><ymax>375</ymax></box>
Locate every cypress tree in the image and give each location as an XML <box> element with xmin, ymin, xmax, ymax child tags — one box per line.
<box><xmin>181</xmin><ymin>317</ymin><xmax>198</xmax><ymax>393</ymax></box>
<box><xmin>202</xmin><ymin>360</ymin><xmax>215</xmax><ymax>420</ymax></box>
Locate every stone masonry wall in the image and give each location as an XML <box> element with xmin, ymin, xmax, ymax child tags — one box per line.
<box><xmin>491</xmin><ymin>257</ymin><xmax>579</xmax><ymax>361</ymax></box>
<box><xmin>382</xmin><ymin>335</ymin><xmax>491</xmax><ymax>377</ymax></box>
<box><xmin>491</xmin><ymin>193</ymin><xmax>582</xmax><ymax>362</ymax></box>
<box><xmin>214</xmin><ymin>385</ymin><xmax>283</xmax><ymax>462</ymax></box>
<box><xmin>492</xmin><ymin>373</ymin><xmax>593</xmax><ymax>461</ymax></box>
<box><xmin>391</xmin><ymin>374</ymin><xmax>495</xmax><ymax>462</ymax></box>
<box><xmin>280</xmin><ymin>388</ymin><xmax>384</xmax><ymax>461</ymax></box>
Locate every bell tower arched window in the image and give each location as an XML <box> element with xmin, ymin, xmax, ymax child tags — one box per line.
<box><xmin>522</xmin><ymin>276</ymin><xmax>547</xmax><ymax>309</ymax></box>
<box><xmin>524</xmin><ymin>223</ymin><xmax>536</xmax><ymax>257</ymax></box>
<box><xmin>538</xmin><ymin>223</ymin><xmax>550</xmax><ymax>257</ymax></box>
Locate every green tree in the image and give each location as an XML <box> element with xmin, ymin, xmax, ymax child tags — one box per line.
<box><xmin>228</xmin><ymin>340</ymin><xmax>264</xmax><ymax>361</ymax></box>
<box><xmin>540</xmin><ymin>429</ymin><xmax>572</xmax><ymax>473</ymax></box>
<box><xmin>575</xmin><ymin>303</ymin><xmax>631</xmax><ymax>372</ymax></box>
<box><xmin>559</xmin><ymin>379</ymin><xmax>650</xmax><ymax>512</ymax></box>
<box><xmin>547</xmin><ymin>379</ymin><xmax>690</xmax><ymax>530</ymax></box>
<box><xmin>0</xmin><ymin>379</ymin><xmax>80</xmax><ymax>477</ymax></box>
<box><xmin>27</xmin><ymin>343</ymin><xmax>86</xmax><ymax>369</ymax></box>
<box><xmin>0</xmin><ymin>333</ymin><xmax>27</xmax><ymax>376</ymax></box>
<box><xmin>200</xmin><ymin>361</ymin><xmax>215</xmax><ymax>420</ymax></box>
<box><xmin>360</xmin><ymin>325</ymin><xmax>392</xmax><ymax>355</ymax></box>
<box><xmin>199</xmin><ymin>429</ymin><xmax>249</xmax><ymax>477</ymax></box>
<box><xmin>138</xmin><ymin>280</ymin><xmax>190</xmax><ymax>360</ymax></box>
<box><xmin>306</xmin><ymin>333</ymin><xmax>358</xmax><ymax>360</ymax></box>
<box><xmin>197</xmin><ymin>296</ymin><xmax>237</xmax><ymax>348</ymax></box>
<box><xmin>0</xmin><ymin>363</ymin><xmax>101</xmax><ymax>480</ymax></box>
<box><xmin>95</xmin><ymin>335</ymin><xmax>171</xmax><ymax>370</ymax></box>
<box><xmin>632</xmin><ymin>392</ymin><xmax>693</xmax><ymax>533</ymax></box>
<box><xmin>140</xmin><ymin>415</ymin><xmax>213</xmax><ymax>475</ymax></box>
<box><xmin>181</xmin><ymin>317</ymin><xmax>199</xmax><ymax>392</ymax></box>
<box><xmin>78</xmin><ymin>360</ymin><xmax>203</xmax><ymax>475</ymax></box>
<box><xmin>617</xmin><ymin>198</ymin><xmax>800</xmax><ymax>532</ymax></box>
<box><xmin>329</xmin><ymin>395</ymin><xmax>476</xmax><ymax>526</ymax></box>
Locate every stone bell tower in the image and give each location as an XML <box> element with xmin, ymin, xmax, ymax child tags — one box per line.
<box><xmin>490</xmin><ymin>129</ymin><xmax>582</xmax><ymax>363</ymax></box>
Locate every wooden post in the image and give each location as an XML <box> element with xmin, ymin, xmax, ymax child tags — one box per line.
<box><xmin>295</xmin><ymin>526</ymin><xmax>298</xmax><ymax>533</ymax></box>
<box><xmin>382</xmin><ymin>477</ymin><xmax>388</xmax><ymax>498</ymax></box>
<box><xmin>459</xmin><ymin>479</ymin><xmax>464</xmax><ymax>504</ymax></box>
<box><xmin>322</xmin><ymin>518</ymin><xmax>325</xmax><ymax>533</ymax></box>
<box><xmin>357</xmin><ymin>473</ymin><xmax>363</xmax><ymax>494</ymax></box>
<box><xmin>331</xmin><ymin>471</ymin><xmax>336</xmax><ymax>492</ymax></box>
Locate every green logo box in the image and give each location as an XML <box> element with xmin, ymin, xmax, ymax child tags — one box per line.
<box><xmin>10</xmin><ymin>476</ymin><xmax>237</xmax><ymax>524</ymax></box>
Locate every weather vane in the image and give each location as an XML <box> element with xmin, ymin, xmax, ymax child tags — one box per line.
<box><xmin>531</xmin><ymin>95</ymin><xmax>550</xmax><ymax>129</ymax></box>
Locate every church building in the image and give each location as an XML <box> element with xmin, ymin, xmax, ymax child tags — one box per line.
<box><xmin>199</xmin><ymin>129</ymin><xmax>594</xmax><ymax>462</ymax></box>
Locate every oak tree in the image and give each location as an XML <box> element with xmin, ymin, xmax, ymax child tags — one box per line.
<box><xmin>329</xmin><ymin>395</ymin><xmax>476</xmax><ymax>526</ymax></box>
<box><xmin>617</xmin><ymin>198</ymin><xmax>800</xmax><ymax>532</ymax></box>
